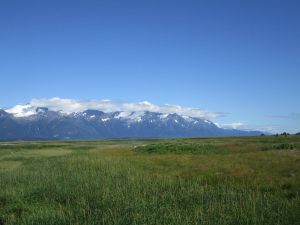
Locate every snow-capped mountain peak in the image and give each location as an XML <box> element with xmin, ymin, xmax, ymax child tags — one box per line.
<box><xmin>36</xmin><ymin>107</ymin><xmax>49</xmax><ymax>114</ymax></box>
<box><xmin>113</xmin><ymin>111</ymin><xmax>145</xmax><ymax>122</ymax></box>
<box><xmin>0</xmin><ymin>108</ymin><xmax>262</xmax><ymax>140</ymax></box>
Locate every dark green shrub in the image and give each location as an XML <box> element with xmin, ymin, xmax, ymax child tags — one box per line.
<box><xmin>134</xmin><ymin>142</ymin><xmax>228</xmax><ymax>154</ymax></box>
<box><xmin>262</xmin><ymin>143</ymin><xmax>294</xmax><ymax>151</ymax></box>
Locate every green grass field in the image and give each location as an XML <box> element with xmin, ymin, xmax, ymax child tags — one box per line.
<box><xmin>0</xmin><ymin>135</ymin><xmax>299</xmax><ymax>225</ymax></box>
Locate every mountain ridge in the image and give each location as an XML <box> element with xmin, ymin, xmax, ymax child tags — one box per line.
<box><xmin>0</xmin><ymin>108</ymin><xmax>262</xmax><ymax>140</ymax></box>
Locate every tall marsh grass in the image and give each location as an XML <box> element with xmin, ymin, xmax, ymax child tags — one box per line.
<box><xmin>0</xmin><ymin>136</ymin><xmax>299</xmax><ymax>225</ymax></box>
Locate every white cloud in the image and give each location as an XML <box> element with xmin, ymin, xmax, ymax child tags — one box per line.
<box><xmin>219</xmin><ymin>122</ymin><xmax>278</xmax><ymax>133</ymax></box>
<box><xmin>30</xmin><ymin>98</ymin><xmax>117</xmax><ymax>114</ymax></box>
<box><xmin>266</xmin><ymin>113</ymin><xmax>300</xmax><ymax>120</ymax></box>
<box><xmin>221</xmin><ymin>122</ymin><xmax>246</xmax><ymax>130</ymax></box>
<box><xmin>6</xmin><ymin>104</ymin><xmax>36</xmax><ymax>117</ymax></box>
<box><xmin>5</xmin><ymin>97</ymin><xmax>220</xmax><ymax>119</ymax></box>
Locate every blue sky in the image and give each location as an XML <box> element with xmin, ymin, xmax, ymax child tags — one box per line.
<box><xmin>0</xmin><ymin>0</ymin><xmax>299</xmax><ymax>133</ymax></box>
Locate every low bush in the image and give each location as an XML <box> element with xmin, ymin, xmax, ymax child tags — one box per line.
<box><xmin>262</xmin><ymin>143</ymin><xmax>295</xmax><ymax>151</ymax></box>
<box><xmin>134</xmin><ymin>142</ymin><xmax>228</xmax><ymax>154</ymax></box>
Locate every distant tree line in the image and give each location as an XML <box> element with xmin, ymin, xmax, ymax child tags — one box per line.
<box><xmin>260</xmin><ymin>132</ymin><xmax>300</xmax><ymax>136</ymax></box>
<box><xmin>274</xmin><ymin>132</ymin><xmax>291</xmax><ymax>136</ymax></box>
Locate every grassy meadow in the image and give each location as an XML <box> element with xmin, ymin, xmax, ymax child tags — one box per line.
<box><xmin>0</xmin><ymin>135</ymin><xmax>299</xmax><ymax>225</ymax></box>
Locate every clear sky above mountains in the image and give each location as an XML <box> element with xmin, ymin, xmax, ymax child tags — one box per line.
<box><xmin>0</xmin><ymin>0</ymin><xmax>299</xmax><ymax>133</ymax></box>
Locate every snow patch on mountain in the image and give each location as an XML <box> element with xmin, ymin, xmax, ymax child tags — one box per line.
<box><xmin>159</xmin><ymin>114</ymin><xmax>169</xmax><ymax>119</ymax></box>
<box><xmin>182</xmin><ymin>115</ymin><xmax>195</xmax><ymax>122</ymax></box>
<box><xmin>114</xmin><ymin>111</ymin><xmax>145</xmax><ymax>122</ymax></box>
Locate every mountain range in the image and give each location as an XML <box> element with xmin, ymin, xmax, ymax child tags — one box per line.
<box><xmin>0</xmin><ymin>107</ymin><xmax>262</xmax><ymax>140</ymax></box>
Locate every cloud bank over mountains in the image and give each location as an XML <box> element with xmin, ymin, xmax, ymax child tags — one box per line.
<box><xmin>6</xmin><ymin>97</ymin><xmax>221</xmax><ymax>119</ymax></box>
<box><xmin>3</xmin><ymin>98</ymin><xmax>279</xmax><ymax>133</ymax></box>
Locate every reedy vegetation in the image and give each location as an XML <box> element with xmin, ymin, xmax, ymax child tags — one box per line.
<box><xmin>0</xmin><ymin>136</ymin><xmax>299</xmax><ymax>225</ymax></box>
